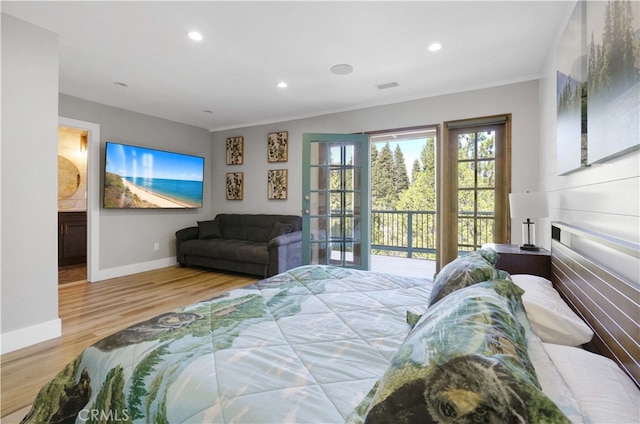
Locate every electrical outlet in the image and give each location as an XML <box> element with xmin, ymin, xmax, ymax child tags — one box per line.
<box><xmin>154</xmin><ymin>243</ymin><xmax>160</xmax><ymax>251</ymax></box>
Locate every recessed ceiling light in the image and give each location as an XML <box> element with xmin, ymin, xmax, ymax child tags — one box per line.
<box><xmin>277</xmin><ymin>81</ymin><xmax>288</xmax><ymax>88</ymax></box>
<box><xmin>188</xmin><ymin>31</ymin><xmax>203</xmax><ymax>41</ymax></box>
<box><xmin>113</xmin><ymin>81</ymin><xmax>128</xmax><ymax>88</ymax></box>
<box><xmin>330</xmin><ymin>64</ymin><xmax>354</xmax><ymax>75</ymax></box>
<box><xmin>428</xmin><ymin>42</ymin><xmax>442</xmax><ymax>52</ymax></box>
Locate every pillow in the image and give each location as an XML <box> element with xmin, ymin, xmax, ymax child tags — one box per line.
<box><xmin>269</xmin><ymin>222</ymin><xmax>293</xmax><ymax>240</ymax></box>
<box><xmin>197</xmin><ymin>219</ymin><xmax>222</xmax><ymax>239</ymax></box>
<box><xmin>427</xmin><ymin>247</ymin><xmax>500</xmax><ymax>306</ymax></box>
<box><xmin>543</xmin><ymin>343</ymin><xmax>640</xmax><ymax>424</ymax></box>
<box><xmin>510</xmin><ymin>274</ymin><xmax>593</xmax><ymax>346</ymax></box>
<box><xmin>350</xmin><ymin>280</ymin><xmax>571</xmax><ymax>424</ymax></box>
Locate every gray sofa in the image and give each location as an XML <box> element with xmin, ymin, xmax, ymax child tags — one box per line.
<box><xmin>176</xmin><ymin>214</ymin><xmax>303</xmax><ymax>277</ymax></box>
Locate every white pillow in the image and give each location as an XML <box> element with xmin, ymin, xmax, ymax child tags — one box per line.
<box><xmin>543</xmin><ymin>343</ymin><xmax>640</xmax><ymax>424</ymax></box>
<box><xmin>526</xmin><ymin>330</ymin><xmax>585</xmax><ymax>422</ymax></box>
<box><xmin>510</xmin><ymin>274</ymin><xmax>593</xmax><ymax>346</ymax></box>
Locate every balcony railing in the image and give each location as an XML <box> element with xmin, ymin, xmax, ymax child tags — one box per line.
<box><xmin>371</xmin><ymin>210</ymin><xmax>495</xmax><ymax>258</ymax></box>
<box><xmin>371</xmin><ymin>210</ymin><xmax>437</xmax><ymax>259</ymax></box>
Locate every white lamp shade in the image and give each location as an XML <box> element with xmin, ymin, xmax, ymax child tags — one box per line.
<box><xmin>509</xmin><ymin>192</ymin><xmax>549</xmax><ymax>219</ymax></box>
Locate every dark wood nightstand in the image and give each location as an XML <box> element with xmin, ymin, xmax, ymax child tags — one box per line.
<box><xmin>482</xmin><ymin>243</ymin><xmax>551</xmax><ymax>280</ymax></box>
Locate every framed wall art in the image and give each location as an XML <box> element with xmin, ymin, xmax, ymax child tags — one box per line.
<box><xmin>267</xmin><ymin>131</ymin><xmax>288</xmax><ymax>162</ymax></box>
<box><xmin>556</xmin><ymin>0</ymin><xmax>639</xmax><ymax>173</ymax></box>
<box><xmin>226</xmin><ymin>136</ymin><xmax>244</xmax><ymax>165</ymax></box>
<box><xmin>267</xmin><ymin>169</ymin><xmax>288</xmax><ymax>200</ymax></box>
<box><xmin>556</xmin><ymin>0</ymin><xmax>587</xmax><ymax>175</ymax></box>
<box><xmin>586</xmin><ymin>0</ymin><xmax>639</xmax><ymax>163</ymax></box>
<box><xmin>226</xmin><ymin>172</ymin><xmax>243</xmax><ymax>200</ymax></box>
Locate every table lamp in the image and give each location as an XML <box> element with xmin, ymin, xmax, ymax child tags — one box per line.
<box><xmin>509</xmin><ymin>191</ymin><xmax>549</xmax><ymax>251</ymax></box>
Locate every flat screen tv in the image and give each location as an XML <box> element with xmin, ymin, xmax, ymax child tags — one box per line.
<box><xmin>103</xmin><ymin>142</ymin><xmax>205</xmax><ymax>209</ymax></box>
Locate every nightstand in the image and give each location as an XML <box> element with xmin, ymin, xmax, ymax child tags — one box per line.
<box><xmin>482</xmin><ymin>243</ymin><xmax>551</xmax><ymax>280</ymax></box>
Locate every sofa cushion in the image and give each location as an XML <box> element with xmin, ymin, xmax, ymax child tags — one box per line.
<box><xmin>197</xmin><ymin>219</ymin><xmax>222</xmax><ymax>239</ymax></box>
<box><xmin>181</xmin><ymin>239</ymin><xmax>270</xmax><ymax>264</ymax></box>
<box><xmin>216</xmin><ymin>214</ymin><xmax>301</xmax><ymax>243</ymax></box>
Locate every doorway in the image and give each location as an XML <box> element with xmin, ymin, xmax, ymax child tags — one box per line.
<box><xmin>58</xmin><ymin>117</ymin><xmax>100</xmax><ymax>283</ymax></box>
<box><xmin>368</xmin><ymin>126</ymin><xmax>438</xmax><ymax>277</ymax></box>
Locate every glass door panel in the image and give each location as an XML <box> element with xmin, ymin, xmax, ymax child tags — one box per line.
<box><xmin>303</xmin><ymin>133</ymin><xmax>369</xmax><ymax>269</ymax></box>
<box><xmin>441</xmin><ymin>118</ymin><xmax>510</xmax><ymax>265</ymax></box>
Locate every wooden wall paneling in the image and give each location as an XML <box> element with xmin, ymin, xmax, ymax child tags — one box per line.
<box><xmin>551</xmin><ymin>224</ymin><xmax>640</xmax><ymax>388</ymax></box>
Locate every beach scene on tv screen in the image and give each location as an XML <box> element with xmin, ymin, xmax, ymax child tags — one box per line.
<box><xmin>104</xmin><ymin>143</ymin><xmax>204</xmax><ymax>208</ymax></box>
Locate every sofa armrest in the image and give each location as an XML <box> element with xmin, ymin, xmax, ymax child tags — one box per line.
<box><xmin>267</xmin><ymin>230</ymin><xmax>302</xmax><ymax>248</ymax></box>
<box><xmin>176</xmin><ymin>226</ymin><xmax>199</xmax><ymax>266</ymax></box>
<box><xmin>267</xmin><ymin>230</ymin><xmax>303</xmax><ymax>276</ymax></box>
<box><xmin>176</xmin><ymin>226</ymin><xmax>199</xmax><ymax>241</ymax></box>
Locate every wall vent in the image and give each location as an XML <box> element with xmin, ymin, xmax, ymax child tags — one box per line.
<box><xmin>376</xmin><ymin>81</ymin><xmax>399</xmax><ymax>90</ymax></box>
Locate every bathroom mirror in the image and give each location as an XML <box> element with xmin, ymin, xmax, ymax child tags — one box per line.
<box><xmin>58</xmin><ymin>155</ymin><xmax>81</xmax><ymax>199</ymax></box>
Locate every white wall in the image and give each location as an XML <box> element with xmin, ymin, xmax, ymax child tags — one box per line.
<box><xmin>211</xmin><ymin>80</ymin><xmax>541</xmax><ymax>245</ymax></box>
<box><xmin>1</xmin><ymin>14</ymin><xmax>61</xmax><ymax>351</ymax></box>
<box><xmin>538</xmin><ymin>1</ymin><xmax>639</xmax><ymax>284</ymax></box>
<box><xmin>59</xmin><ymin>95</ymin><xmax>213</xmax><ymax>278</ymax></box>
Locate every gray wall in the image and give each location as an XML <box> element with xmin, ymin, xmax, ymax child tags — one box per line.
<box><xmin>1</xmin><ymin>14</ymin><xmax>60</xmax><ymax>348</ymax></box>
<box><xmin>59</xmin><ymin>95</ymin><xmax>213</xmax><ymax>274</ymax></box>
<box><xmin>210</xmin><ymin>80</ymin><xmax>542</xmax><ymax>246</ymax></box>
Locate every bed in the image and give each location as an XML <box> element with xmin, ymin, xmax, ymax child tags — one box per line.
<box><xmin>21</xmin><ymin>223</ymin><xmax>639</xmax><ymax>423</ymax></box>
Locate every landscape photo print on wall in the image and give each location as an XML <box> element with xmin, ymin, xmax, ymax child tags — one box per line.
<box><xmin>556</xmin><ymin>0</ymin><xmax>639</xmax><ymax>173</ymax></box>
<box><xmin>586</xmin><ymin>0</ymin><xmax>639</xmax><ymax>163</ymax></box>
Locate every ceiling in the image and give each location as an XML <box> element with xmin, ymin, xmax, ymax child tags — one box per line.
<box><xmin>2</xmin><ymin>1</ymin><xmax>570</xmax><ymax>132</ymax></box>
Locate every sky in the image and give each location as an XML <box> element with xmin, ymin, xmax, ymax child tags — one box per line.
<box><xmin>105</xmin><ymin>142</ymin><xmax>204</xmax><ymax>181</ymax></box>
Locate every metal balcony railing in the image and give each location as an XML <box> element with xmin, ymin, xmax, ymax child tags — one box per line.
<box><xmin>371</xmin><ymin>210</ymin><xmax>437</xmax><ymax>259</ymax></box>
<box><xmin>371</xmin><ymin>210</ymin><xmax>495</xmax><ymax>258</ymax></box>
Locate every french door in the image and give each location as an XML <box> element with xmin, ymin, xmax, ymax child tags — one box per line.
<box><xmin>439</xmin><ymin>115</ymin><xmax>511</xmax><ymax>266</ymax></box>
<box><xmin>302</xmin><ymin>133</ymin><xmax>370</xmax><ymax>269</ymax></box>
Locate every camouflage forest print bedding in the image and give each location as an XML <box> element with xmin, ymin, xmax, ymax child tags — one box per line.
<box><xmin>21</xmin><ymin>266</ymin><xmax>433</xmax><ymax>424</ymax></box>
<box><xmin>348</xmin><ymin>280</ymin><xmax>571</xmax><ymax>424</ymax></box>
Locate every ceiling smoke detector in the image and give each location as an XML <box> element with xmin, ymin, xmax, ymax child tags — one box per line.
<box><xmin>376</xmin><ymin>81</ymin><xmax>399</xmax><ymax>90</ymax></box>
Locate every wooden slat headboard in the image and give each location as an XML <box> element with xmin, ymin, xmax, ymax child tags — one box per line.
<box><xmin>551</xmin><ymin>222</ymin><xmax>640</xmax><ymax>388</ymax></box>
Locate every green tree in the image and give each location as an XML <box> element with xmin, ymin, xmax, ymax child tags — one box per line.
<box><xmin>398</xmin><ymin>138</ymin><xmax>436</xmax><ymax>212</ymax></box>
<box><xmin>372</xmin><ymin>143</ymin><xmax>397</xmax><ymax>209</ymax></box>
<box><xmin>588</xmin><ymin>0</ymin><xmax>639</xmax><ymax>98</ymax></box>
<box><xmin>393</xmin><ymin>144</ymin><xmax>410</xmax><ymax>193</ymax></box>
<box><xmin>411</xmin><ymin>159</ymin><xmax>421</xmax><ymax>182</ymax></box>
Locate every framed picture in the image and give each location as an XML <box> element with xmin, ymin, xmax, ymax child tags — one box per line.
<box><xmin>226</xmin><ymin>136</ymin><xmax>244</xmax><ymax>165</ymax></box>
<box><xmin>556</xmin><ymin>0</ymin><xmax>587</xmax><ymax>175</ymax></box>
<box><xmin>586</xmin><ymin>0</ymin><xmax>639</xmax><ymax>163</ymax></box>
<box><xmin>226</xmin><ymin>172</ymin><xmax>243</xmax><ymax>200</ymax></box>
<box><xmin>267</xmin><ymin>131</ymin><xmax>288</xmax><ymax>162</ymax></box>
<box><xmin>267</xmin><ymin>169</ymin><xmax>288</xmax><ymax>200</ymax></box>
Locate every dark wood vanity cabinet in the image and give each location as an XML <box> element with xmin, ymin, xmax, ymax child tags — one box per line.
<box><xmin>58</xmin><ymin>211</ymin><xmax>87</xmax><ymax>266</ymax></box>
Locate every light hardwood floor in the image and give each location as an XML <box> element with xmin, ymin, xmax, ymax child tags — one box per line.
<box><xmin>0</xmin><ymin>266</ymin><xmax>257</xmax><ymax>419</ymax></box>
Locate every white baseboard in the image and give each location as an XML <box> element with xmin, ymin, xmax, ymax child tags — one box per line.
<box><xmin>1</xmin><ymin>258</ymin><xmax>176</xmax><ymax>353</ymax></box>
<box><xmin>90</xmin><ymin>257</ymin><xmax>178</xmax><ymax>282</ymax></box>
<box><xmin>1</xmin><ymin>318</ymin><xmax>62</xmax><ymax>354</ymax></box>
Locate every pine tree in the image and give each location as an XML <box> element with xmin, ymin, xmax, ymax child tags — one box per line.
<box><xmin>411</xmin><ymin>159</ymin><xmax>421</xmax><ymax>182</ymax></box>
<box><xmin>393</xmin><ymin>144</ymin><xmax>410</xmax><ymax>193</ymax></box>
<box><xmin>374</xmin><ymin>143</ymin><xmax>397</xmax><ymax>209</ymax></box>
<box><xmin>589</xmin><ymin>0</ymin><xmax>639</xmax><ymax>98</ymax></box>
